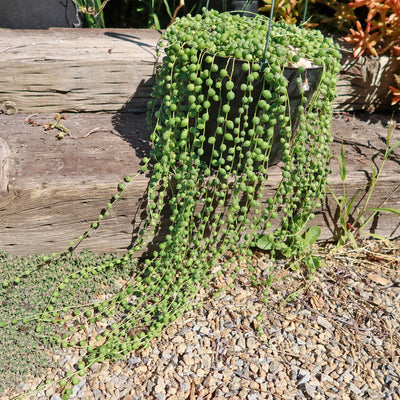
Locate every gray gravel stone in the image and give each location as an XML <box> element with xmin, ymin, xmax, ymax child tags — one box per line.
<box><xmin>269</xmin><ymin>361</ymin><xmax>281</xmax><ymax>374</ymax></box>
<box><xmin>298</xmin><ymin>371</ymin><xmax>311</xmax><ymax>385</ymax></box>
<box><xmin>92</xmin><ymin>389</ymin><xmax>102</xmax><ymax>400</ymax></box>
<box><xmin>128</xmin><ymin>356</ymin><xmax>142</xmax><ymax>366</ymax></box>
<box><xmin>304</xmin><ymin>382</ymin><xmax>317</xmax><ymax>398</ymax></box>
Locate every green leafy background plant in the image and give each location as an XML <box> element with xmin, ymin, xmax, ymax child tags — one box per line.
<box><xmin>328</xmin><ymin>120</ymin><xmax>400</xmax><ymax>249</ymax></box>
<box><xmin>99</xmin><ymin>0</ymin><xmax>233</xmax><ymax>29</ymax></box>
<box><xmin>73</xmin><ymin>0</ymin><xmax>111</xmax><ymax>27</ymax></box>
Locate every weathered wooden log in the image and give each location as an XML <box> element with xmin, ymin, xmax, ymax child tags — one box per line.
<box><xmin>0</xmin><ymin>29</ymin><xmax>159</xmax><ymax>114</ymax></box>
<box><xmin>1</xmin><ymin>29</ymin><xmax>399</xmax><ymax>114</ymax></box>
<box><xmin>0</xmin><ymin>112</ymin><xmax>150</xmax><ymax>255</ymax></box>
<box><xmin>1</xmin><ymin>112</ymin><xmax>399</xmax><ymax>256</ymax></box>
<box><xmin>336</xmin><ymin>41</ymin><xmax>400</xmax><ymax>113</ymax></box>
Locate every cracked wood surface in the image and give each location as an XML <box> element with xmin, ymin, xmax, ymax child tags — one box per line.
<box><xmin>0</xmin><ymin>29</ymin><xmax>399</xmax><ymax>114</ymax></box>
<box><xmin>0</xmin><ymin>29</ymin><xmax>159</xmax><ymax>114</ymax></box>
<box><xmin>0</xmin><ymin>112</ymin><xmax>399</xmax><ymax>256</ymax></box>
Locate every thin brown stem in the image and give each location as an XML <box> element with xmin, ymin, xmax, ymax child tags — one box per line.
<box><xmin>169</xmin><ymin>0</ymin><xmax>185</xmax><ymax>27</ymax></box>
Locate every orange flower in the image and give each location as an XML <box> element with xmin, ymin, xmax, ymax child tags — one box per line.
<box><xmin>348</xmin><ymin>0</ymin><xmax>389</xmax><ymax>21</ymax></box>
<box><xmin>389</xmin><ymin>85</ymin><xmax>400</xmax><ymax>105</ymax></box>
<box><xmin>344</xmin><ymin>21</ymin><xmax>380</xmax><ymax>57</ymax></box>
<box><xmin>389</xmin><ymin>74</ymin><xmax>400</xmax><ymax>105</ymax></box>
<box><xmin>386</xmin><ymin>0</ymin><xmax>400</xmax><ymax>15</ymax></box>
<box><xmin>348</xmin><ymin>0</ymin><xmax>374</xmax><ymax>8</ymax></box>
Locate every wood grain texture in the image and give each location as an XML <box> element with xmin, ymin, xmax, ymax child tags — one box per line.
<box><xmin>1</xmin><ymin>112</ymin><xmax>399</xmax><ymax>256</ymax></box>
<box><xmin>337</xmin><ymin>44</ymin><xmax>400</xmax><ymax>112</ymax></box>
<box><xmin>1</xmin><ymin>29</ymin><xmax>399</xmax><ymax>114</ymax></box>
<box><xmin>0</xmin><ymin>111</ymin><xmax>151</xmax><ymax>255</ymax></box>
<box><xmin>0</xmin><ymin>138</ymin><xmax>11</xmax><ymax>192</ymax></box>
<box><xmin>0</xmin><ymin>29</ymin><xmax>160</xmax><ymax>113</ymax></box>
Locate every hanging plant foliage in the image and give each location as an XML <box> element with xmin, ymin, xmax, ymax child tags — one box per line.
<box><xmin>4</xmin><ymin>9</ymin><xmax>342</xmax><ymax>399</ymax></box>
<box><xmin>148</xmin><ymin>9</ymin><xmax>342</xmax><ymax>260</ymax></box>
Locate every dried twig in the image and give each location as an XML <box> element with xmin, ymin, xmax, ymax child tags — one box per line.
<box><xmin>169</xmin><ymin>0</ymin><xmax>185</xmax><ymax>27</ymax></box>
<box><xmin>24</xmin><ymin>113</ymin><xmax>111</xmax><ymax>140</ymax></box>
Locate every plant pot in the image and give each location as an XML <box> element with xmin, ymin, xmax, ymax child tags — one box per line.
<box><xmin>195</xmin><ymin>53</ymin><xmax>323</xmax><ymax>168</ymax></box>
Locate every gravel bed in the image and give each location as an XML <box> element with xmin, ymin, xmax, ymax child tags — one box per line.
<box><xmin>3</xmin><ymin>241</ymin><xmax>400</xmax><ymax>400</ymax></box>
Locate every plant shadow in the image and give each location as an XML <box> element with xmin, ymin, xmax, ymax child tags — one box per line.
<box><xmin>110</xmin><ymin>65</ymin><xmax>173</xmax><ymax>258</ymax></box>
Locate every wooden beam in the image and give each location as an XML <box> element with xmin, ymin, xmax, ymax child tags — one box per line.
<box><xmin>1</xmin><ymin>29</ymin><xmax>398</xmax><ymax>114</ymax></box>
<box><xmin>0</xmin><ymin>29</ymin><xmax>160</xmax><ymax>114</ymax></box>
<box><xmin>337</xmin><ymin>45</ymin><xmax>400</xmax><ymax>113</ymax></box>
<box><xmin>1</xmin><ymin>112</ymin><xmax>399</xmax><ymax>256</ymax></box>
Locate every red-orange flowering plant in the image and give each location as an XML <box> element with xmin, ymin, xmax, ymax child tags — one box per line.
<box><xmin>344</xmin><ymin>0</ymin><xmax>400</xmax><ymax>56</ymax></box>
<box><xmin>332</xmin><ymin>0</ymin><xmax>400</xmax><ymax>105</ymax></box>
<box><xmin>389</xmin><ymin>46</ymin><xmax>400</xmax><ymax>105</ymax></box>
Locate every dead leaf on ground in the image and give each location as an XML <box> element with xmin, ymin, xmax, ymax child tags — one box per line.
<box><xmin>310</xmin><ymin>294</ymin><xmax>325</xmax><ymax>310</ymax></box>
<box><xmin>367</xmin><ymin>273</ymin><xmax>392</xmax><ymax>286</ymax></box>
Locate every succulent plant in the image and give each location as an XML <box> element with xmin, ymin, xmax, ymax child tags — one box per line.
<box><xmin>3</xmin><ymin>9</ymin><xmax>341</xmax><ymax>399</ymax></box>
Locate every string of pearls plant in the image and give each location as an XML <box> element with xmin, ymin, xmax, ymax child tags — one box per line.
<box><xmin>5</xmin><ymin>9</ymin><xmax>341</xmax><ymax>399</ymax></box>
